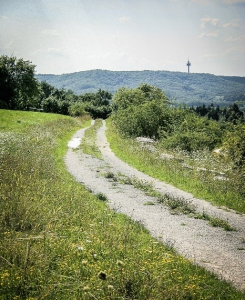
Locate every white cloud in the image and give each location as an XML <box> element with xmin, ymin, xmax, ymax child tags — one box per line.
<box><xmin>32</xmin><ymin>49</ymin><xmax>43</xmax><ymax>55</ymax></box>
<box><xmin>118</xmin><ymin>16</ymin><xmax>130</xmax><ymax>23</ymax></box>
<box><xmin>32</xmin><ymin>47</ymin><xmax>67</xmax><ymax>58</ymax></box>
<box><xmin>201</xmin><ymin>53</ymin><xmax>218</xmax><ymax>59</ymax></box>
<box><xmin>198</xmin><ymin>31</ymin><xmax>219</xmax><ymax>38</ymax></box>
<box><xmin>201</xmin><ymin>16</ymin><xmax>220</xmax><ymax>28</ymax></box>
<box><xmin>41</xmin><ymin>29</ymin><xmax>61</xmax><ymax>36</ymax></box>
<box><xmin>223</xmin><ymin>46</ymin><xmax>242</xmax><ymax>55</ymax></box>
<box><xmin>225</xmin><ymin>35</ymin><xmax>245</xmax><ymax>41</ymax></box>
<box><xmin>222</xmin><ymin>21</ymin><xmax>239</xmax><ymax>28</ymax></box>
<box><xmin>202</xmin><ymin>46</ymin><xmax>243</xmax><ymax>61</ymax></box>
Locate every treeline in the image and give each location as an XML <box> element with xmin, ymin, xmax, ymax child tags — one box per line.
<box><xmin>0</xmin><ymin>55</ymin><xmax>111</xmax><ymax>119</ymax></box>
<box><xmin>39</xmin><ymin>81</ymin><xmax>112</xmax><ymax>119</ymax></box>
<box><xmin>191</xmin><ymin>103</ymin><xmax>244</xmax><ymax>124</ymax></box>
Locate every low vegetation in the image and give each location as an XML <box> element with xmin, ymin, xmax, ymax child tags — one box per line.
<box><xmin>102</xmin><ymin>171</ymin><xmax>234</xmax><ymax>231</ymax></box>
<box><xmin>1</xmin><ymin>110</ymin><xmax>244</xmax><ymax>299</ymax></box>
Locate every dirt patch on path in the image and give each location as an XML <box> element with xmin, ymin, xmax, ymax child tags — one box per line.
<box><xmin>65</xmin><ymin>120</ymin><xmax>245</xmax><ymax>291</ymax></box>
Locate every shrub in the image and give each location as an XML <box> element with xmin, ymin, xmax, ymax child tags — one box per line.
<box><xmin>68</xmin><ymin>102</ymin><xmax>87</xmax><ymax>117</ymax></box>
<box><xmin>223</xmin><ymin>124</ymin><xmax>245</xmax><ymax>167</ymax></box>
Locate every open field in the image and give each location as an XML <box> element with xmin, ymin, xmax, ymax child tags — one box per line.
<box><xmin>0</xmin><ymin>110</ymin><xmax>244</xmax><ymax>299</ymax></box>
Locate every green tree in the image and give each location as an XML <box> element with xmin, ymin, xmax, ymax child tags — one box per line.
<box><xmin>42</xmin><ymin>96</ymin><xmax>59</xmax><ymax>113</ymax></box>
<box><xmin>137</xmin><ymin>83</ymin><xmax>169</xmax><ymax>103</ymax></box>
<box><xmin>39</xmin><ymin>81</ymin><xmax>55</xmax><ymax>101</ymax></box>
<box><xmin>93</xmin><ymin>89</ymin><xmax>112</xmax><ymax>106</ymax></box>
<box><xmin>0</xmin><ymin>55</ymin><xmax>39</xmax><ymax>109</ymax></box>
<box><xmin>112</xmin><ymin>87</ymin><xmax>146</xmax><ymax>111</ymax></box>
<box><xmin>112</xmin><ymin>84</ymin><xmax>168</xmax><ymax>112</ymax></box>
<box><xmin>68</xmin><ymin>102</ymin><xmax>87</xmax><ymax>117</ymax></box>
<box><xmin>79</xmin><ymin>89</ymin><xmax>112</xmax><ymax>119</ymax></box>
<box><xmin>112</xmin><ymin>85</ymin><xmax>169</xmax><ymax>138</ymax></box>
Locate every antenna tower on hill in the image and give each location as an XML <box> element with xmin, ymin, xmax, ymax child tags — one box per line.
<box><xmin>187</xmin><ymin>58</ymin><xmax>191</xmax><ymax>73</ymax></box>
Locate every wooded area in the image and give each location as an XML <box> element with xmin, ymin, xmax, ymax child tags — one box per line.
<box><xmin>36</xmin><ymin>69</ymin><xmax>245</xmax><ymax>106</ymax></box>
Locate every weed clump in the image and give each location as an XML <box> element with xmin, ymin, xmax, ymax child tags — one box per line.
<box><xmin>195</xmin><ymin>211</ymin><xmax>235</xmax><ymax>231</ymax></box>
<box><xmin>96</xmin><ymin>192</ymin><xmax>108</xmax><ymax>201</ymax></box>
<box><xmin>158</xmin><ymin>194</ymin><xmax>196</xmax><ymax>215</ymax></box>
<box><xmin>104</xmin><ymin>171</ymin><xmax>118</xmax><ymax>181</ymax></box>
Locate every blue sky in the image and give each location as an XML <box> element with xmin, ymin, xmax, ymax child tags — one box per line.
<box><xmin>0</xmin><ymin>0</ymin><xmax>245</xmax><ymax>76</ymax></box>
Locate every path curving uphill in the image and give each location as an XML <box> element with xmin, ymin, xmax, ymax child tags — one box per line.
<box><xmin>65</xmin><ymin>120</ymin><xmax>245</xmax><ymax>291</ymax></box>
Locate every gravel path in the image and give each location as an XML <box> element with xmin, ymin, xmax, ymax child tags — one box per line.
<box><xmin>65</xmin><ymin>120</ymin><xmax>245</xmax><ymax>291</ymax></box>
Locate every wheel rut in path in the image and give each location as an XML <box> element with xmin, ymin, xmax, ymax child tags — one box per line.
<box><xmin>65</xmin><ymin>120</ymin><xmax>245</xmax><ymax>291</ymax></box>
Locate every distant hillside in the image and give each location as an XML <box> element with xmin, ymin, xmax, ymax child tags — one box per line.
<box><xmin>36</xmin><ymin>70</ymin><xmax>245</xmax><ymax>106</ymax></box>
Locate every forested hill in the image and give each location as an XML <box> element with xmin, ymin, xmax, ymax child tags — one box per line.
<box><xmin>36</xmin><ymin>70</ymin><xmax>245</xmax><ymax>106</ymax></box>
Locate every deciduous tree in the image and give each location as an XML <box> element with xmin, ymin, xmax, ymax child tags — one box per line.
<box><xmin>0</xmin><ymin>55</ymin><xmax>39</xmax><ymax>109</ymax></box>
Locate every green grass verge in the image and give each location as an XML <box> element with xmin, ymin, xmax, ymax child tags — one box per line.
<box><xmin>106</xmin><ymin>119</ymin><xmax>245</xmax><ymax>213</ymax></box>
<box><xmin>80</xmin><ymin>119</ymin><xmax>103</xmax><ymax>159</ymax></box>
<box><xmin>0</xmin><ymin>110</ymin><xmax>244</xmax><ymax>299</ymax></box>
<box><xmin>0</xmin><ymin>109</ymin><xmax>61</xmax><ymax>132</ymax></box>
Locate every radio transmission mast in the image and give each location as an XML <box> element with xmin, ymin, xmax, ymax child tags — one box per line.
<box><xmin>187</xmin><ymin>58</ymin><xmax>191</xmax><ymax>73</ymax></box>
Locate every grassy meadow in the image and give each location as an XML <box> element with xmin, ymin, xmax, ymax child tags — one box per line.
<box><xmin>0</xmin><ymin>110</ymin><xmax>245</xmax><ymax>299</ymax></box>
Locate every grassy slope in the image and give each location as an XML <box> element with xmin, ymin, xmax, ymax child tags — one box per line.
<box><xmin>0</xmin><ymin>110</ymin><xmax>244</xmax><ymax>299</ymax></box>
<box><xmin>106</xmin><ymin>119</ymin><xmax>245</xmax><ymax>213</ymax></box>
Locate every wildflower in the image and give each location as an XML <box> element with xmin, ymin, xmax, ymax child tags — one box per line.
<box><xmin>82</xmin><ymin>260</ymin><xmax>88</xmax><ymax>265</ymax></box>
<box><xmin>108</xmin><ymin>285</ymin><xmax>114</xmax><ymax>290</ymax></box>
<box><xmin>83</xmin><ymin>286</ymin><xmax>90</xmax><ymax>291</ymax></box>
<box><xmin>98</xmin><ymin>271</ymin><xmax>107</xmax><ymax>280</ymax></box>
<box><xmin>77</xmin><ymin>246</ymin><xmax>84</xmax><ymax>251</ymax></box>
<box><xmin>117</xmin><ymin>260</ymin><xmax>124</xmax><ymax>267</ymax></box>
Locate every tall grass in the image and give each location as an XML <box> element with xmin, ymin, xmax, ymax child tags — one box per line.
<box><xmin>0</xmin><ymin>110</ymin><xmax>244</xmax><ymax>299</ymax></box>
<box><xmin>106</xmin><ymin>119</ymin><xmax>245</xmax><ymax>213</ymax></box>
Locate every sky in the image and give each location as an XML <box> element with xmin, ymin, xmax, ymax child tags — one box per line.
<box><xmin>0</xmin><ymin>0</ymin><xmax>245</xmax><ymax>76</ymax></box>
